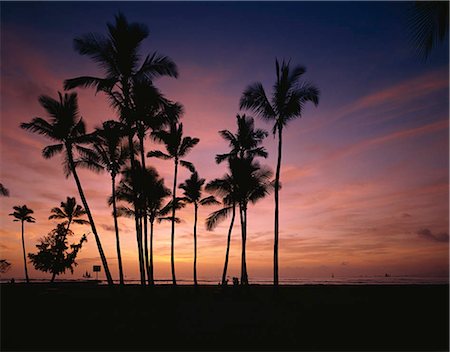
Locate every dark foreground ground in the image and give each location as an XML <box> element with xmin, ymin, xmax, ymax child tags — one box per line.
<box><xmin>1</xmin><ymin>283</ymin><xmax>448</xmax><ymax>351</ymax></box>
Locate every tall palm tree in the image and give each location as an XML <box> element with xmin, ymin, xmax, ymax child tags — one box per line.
<box><xmin>148</xmin><ymin>122</ymin><xmax>199</xmax><ymax>285</ymax></box>
<box><xmin>230</xmin><ymin>158</ymin><xmax>273</xmax><ymax>285</ymax></box>
<box><xmin>64</xmin><ymin>13</ymin><xmax>179</xmax><ymax>286</ymax></box>
<box><xmin>0</xmin><ymin>183</ymin><xmax>9</xmax><ymax>197</ymax></box>
<box><xmin>9</xmin><ymin>205</ymin><xmax>35</xmax><ymax>283</ymax></box>
<box><xmin>114</xmin><ymin>165</ymin><xmax>177</xmax><ymax>285</ymax></box>
<box><xmin>49</xmin><ymin>196</ymin><xmax>90</xmax><ymax>231</ymax></box>
<box><xmin>179</xmin><ymin>171</ymin><xmax>219</xmax><ymax>286</ymax></box>
<box><xmin>240</xmin><ymin>59</ymin><xmax>320</xmax><ymax>286</ymax></box>
<box><xmin>78</xmin><ymin>120</ymin><xmax>130</xmax><ymax>285</ymax></box>
<box><xmin>205</xmin><ymin>174</ymin><xmax>237</xmax><ymax>285</ymax></box>
<box><xmin>20</xmin><ymin>92</ymin><xmax>114</xmax><ymax>285</ymax></box>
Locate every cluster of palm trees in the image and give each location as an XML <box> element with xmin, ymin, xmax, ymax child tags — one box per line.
<box><xmin>17</xmin><ymin>13</ymin><xmax>319</xmax><ymax>287</ymax></box>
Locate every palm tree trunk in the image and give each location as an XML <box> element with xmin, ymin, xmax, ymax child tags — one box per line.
<box><xmin>193</xmin><ymin>202</ymin><xmax>198</xmax><ymax>286</ymax></box>
<box><xmin>171</xmin><ymin>159</ymin><xmax>178</xmax><ymax>285</ymax></box>
<box><xmin>21</xmin><ymin>221</ymin><xmax>29</xmax><ymax>283</ymax></box>
<box><xmin>112</xmin><ymin>174</ymin><xmax>125</xmax><ymax>285</ymax></box>
<box><xmin>143</xmin><ymin>211</ymin><xmax>150</xmax><ymax>285</ymax></box>
<box><xmin>51</xmin><ymin>272</ymin><xmax>56</xmax><ymax>282</ymax></box>
<box><xmin>274</xmin><ymin>126</ymin><xmax>283</xmax><ymax>287</ymax></box>
<box><xmin>149</xmin><ymin>220</ymin><xmax>154</xmax><ymax>285</ymax></box>
<box><xmin>66</xmin><ymin>146</ymin><xmax>114</xmax><ymax>286</ymax></box>
<box><xmin>221</xmin><ymin>203</ymin><xmax>236</xmax><ymax>285</ymax></box>
<box><xmin>126</xmin><ymin>132</ymin><xmax>146</xmax><ymax>286</ymax></box>
<box><xmin>138</xmin><ymin>133</ymin><xmax>151</xmax><ymax>285</ymax></box>
<box><xmin>239</xmin><ymin>203</ymin><xmax>248</xmax><ymax>285</ymax></box>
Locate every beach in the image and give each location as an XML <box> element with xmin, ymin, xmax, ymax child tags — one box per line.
<box><xmin>1</xmin><ymin>283</ymin><xmax>448</xmax><ymax>351</ymax></box>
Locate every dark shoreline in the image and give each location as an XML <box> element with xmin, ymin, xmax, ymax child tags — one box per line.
<box><xmin>1</xmin><ymin>283</ymin><xmax>449</xmax><ymax>351</ymax></box>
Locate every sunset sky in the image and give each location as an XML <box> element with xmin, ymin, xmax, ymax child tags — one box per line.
<box><xmin>0</xmin><ymin>2</ymin><xmax>448</xmax><ymax>282</ymax></box>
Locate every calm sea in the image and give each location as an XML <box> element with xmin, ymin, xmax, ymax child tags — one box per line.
<box><xmin>1</xmin><ymin>276</ymin><xmax>448</xmax><ymax>285</ymax></box>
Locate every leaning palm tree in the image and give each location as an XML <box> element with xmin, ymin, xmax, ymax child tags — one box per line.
<box><xmin>240</xmin><ymin>59</ymin><xmax>319</xmax><ymax>286</ymax></box>
<box><xmin>9</xmin><ymin>205</ymin><xmax>35</xmax><ymax>283</ymax></box>
<box><xmin>49</xmin><ymin>196</ymin><xmax>90</xmax><ymax>231</ymax></box>
<box><xmin>179</xmin><ymin>171</ymin><xmax>219</xmax><ymax>286</ymax></box>
<box><xmin>78</xmin><ymin>120</ymin><xmax>130</xmax><ymax>285</ymax></box>
<box><xmin>64</xmin><ymin>13</ymin><xmax>179</xmax><ymax>286</ymax></box>
<box><xmin>205</xmin><ymin>174</ymin><xmax>238</xmax><ymax>285</ymax></box>
<box><xmin>20</xmin><ymin>92</ymin><xmax>114</xmax><ymax>285</ymax></box>
<box><xmin>148</xmin><ymin>122</ymin><xmax>199</xmax><ymax>285</ymax></box>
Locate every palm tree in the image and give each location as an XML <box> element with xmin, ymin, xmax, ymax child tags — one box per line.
<box><xmin>229</xmin><ymin>157</ymin><xmax>273</xmax><ymax>285</ymax></box>
<box><xmin>408</xmin><ymin>1</ymin><xmax>449</xmax><ymax>60</ymax></box>
<box><xmin>0</xmin><ymin>183</ymin><xmax>9</xmax><ymax>197</ymax></box>
<box><xmin>78</xmin><ymin>120</ymin><xmax>130</xmax><ymax>285</ymax></box>
<box><xmin>9</xmin><ymin>205</ymin><xmax>35</xmax><ymax>283</ymax></box>
<box><xmin>205</xmin><ymin>174</ymin><xmax>237</xmax><ymax>285</ymax></box>
<box><xmin>114</xmin><ymin>165</ymin><xmax>177</xmax><ymax>285</ymax></box>
<box><xmin>240</xmin><ymin>59</ymin><xmax>320</xmax><ymax>286</ymax></box>
<box><xmin>49</xmin><ymin>196</ymin><xmax>90</xmax><ymax>231</ymax></box>
<box><xmin>20</xmin><ymin>92</ymin><xmax>114</xmax><ymax>285</ymax></box>
<box><xmin>148</xmin><ymin>122</ymin><xmax>199</xmax><ymax>285</ymax></box>
<box><xmin>216</xmin><ymin>114</ymin><xmax>268</xmax><ymax>163</ymax></box>
<box><xmin>64</xmin><ymin>13</ymin><xmax>179</xmax><ymax>286</ymax></box>
<box><xmin>179</xmin><ymin>171</ymin><xmax>219</xmax><ymax>286</ymax></box>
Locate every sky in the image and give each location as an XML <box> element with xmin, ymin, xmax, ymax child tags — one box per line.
<box><xmin>0</xmin><ymin>1</ymin><xmax>448</xmax><ymax>282</ymax></box>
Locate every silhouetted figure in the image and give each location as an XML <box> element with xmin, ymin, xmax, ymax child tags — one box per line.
<box><xmin>240</xmin><ymin>59</ymin><xmax>319</xmax><ymax>286</ymax></box>
<box><xmin>233</xmin><ymin>277</ymin><xmax>239</xmax><ymax>286</ymax></box>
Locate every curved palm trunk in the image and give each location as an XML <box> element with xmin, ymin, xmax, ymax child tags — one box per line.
<box><xmin>171</xmin><ymin>159</ymin><xmax>179</xmax><ymax>285</ymax></box>
<box><xmin>239</xmin><ymin>203</ymin><xmax>248</xmax><ymax>285</ymax></box>
<box><xmin>138</xmin><ymin>134</ymin><xmax>151</xmax><ymax>285</ymax></box>
<box><xmin>21</xmin><ymin>221</ymin><xmax>29</xmax><ymax>283</ymax></box>
<box><xmin>221</xmin><ymin>203</ymin><xmax>236</xmax><ymax>285</ymax></box>
<box><xmin>274</xmin><ymin>127</ymin><xmax>283</xmax><ymax>287</ymax></box>
<box><xmin>193</xmin><ymin>202</ymin><xmax>198</xmax><ymax>286</ymax></box>
<box><xmin>112</xmin><ymin>174</ymin><xmax>125</xmax><ymax>285</ymax></box>
<box><xmin>66</xmin><ymin>146</ymin><xmax>113</xmax><ymax>286</ymax></box>
<box><xmin>149</xmin><ymin>220</ymin><xmax>155</xmax><ymax>285</ymax></box>
<box><xmin>126</xmin><ymin>132</ymin><xmax>146</xmax><ymax>286</ymax></box>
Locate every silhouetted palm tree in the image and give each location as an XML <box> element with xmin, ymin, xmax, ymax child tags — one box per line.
<box><xmin>179</xmin><ymin>171</ymin><xmax>219</xmax><ymax>285</ymax></box>
<box><xmin>205</xmin><ymin>174</ymin><xmax>238</xmax><ymax>285</ymax></box>
<box><xmin>9</xmin><ymin>205</ymin><xmax>35</xmax><ymax>283</ymax></box>
<box><xmin>409</xmin><ymin>1</ymin><xmax>449</xmax><ymax>60</ymax></box>
<box><xmin>216</xmin><ymin>114</ymin><xmax>268</xmax><ymax>164</ymax></box>
<box><xmin>78</xmin><ymin>120</ymin><xmax>130</xmax><ymax>285</ymax></box>
<box><xmin>0</xmin><ymin>183</ymin><xmax>9</xmax><ymax>197</ymax></box>
<box><xmin>20</xmin><ymin>92</ymin><xmax>114</xmax><ymax>285</ymax></box>
<box><xmin>64</xmin><ymin>13</ymin><xmax>178</xmax><ymax>285</ymax></box>
<box><xmin>114</xmin><ymin>165</ymin><xmax>177</xmax><ymax>285</ymax></box>
<box><xmin>240</xmin><ymin>59</ymin><xmax>319</xmax><ymax>286</ymax></box>
<box><xmin>49</xmin><ymin>196</ymin><xmax>90</xmax><ymax>231</ymax></box>
<box><xmin>148</xmin><ymin>122</ymin><xmax>199</xmax><ymax>285</ymax></box>
<box><xmin>230</xmin><ymin>158</ymin><xmax>273</xmax><ymax>284</ymax></box>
